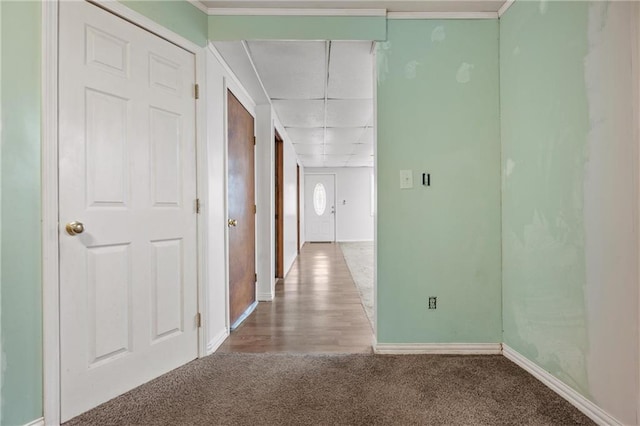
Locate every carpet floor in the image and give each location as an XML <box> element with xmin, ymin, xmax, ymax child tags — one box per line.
<box><xmin>65</xmin><ymin>353</ymin><xmax>593</xmax><ymax>425</ymax></box>
<box><xmin>340</xmin><ymin>242</ymin><xmax>374</xmax><ymax>327</ymax></box>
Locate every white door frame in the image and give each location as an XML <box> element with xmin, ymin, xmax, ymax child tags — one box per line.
<box><xmin>304</xmin><ymin>172</ymin><xmax>337</xmax><ymax>242</ymax></box>
<box><xmin>42</xmin><ymin>1</ymin><xmax>208</xmax><ymax>424</ymax></box>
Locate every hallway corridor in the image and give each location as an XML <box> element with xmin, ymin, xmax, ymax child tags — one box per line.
<box><xmin>218</xmin><ymin>243</ymin><xmax>373</xmax><ymax>353</ymax></box>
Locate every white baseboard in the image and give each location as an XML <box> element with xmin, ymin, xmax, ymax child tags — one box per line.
<box><xmin>337</xmin><ymin>239</ymin><xmax>374</xmax><ymax>243</ymax></box>
<box><xmin>502</xmin><ymin>344</ymin><xmax>622</xmax><ymax>426</ymax></box>
<box><xmin>374</xmin><ymin>343</ymin><xmax>502</xmax><ymax>355</ymax></box>
<box><xmin>24</xmin><ymin>418</ymin><xmax>44</xmax><ymax>426</ymax></box>
<box><xmin>257</xmin><ymin>292</ymin><xmax>274</xmax><ymax>301</ymax></box>
<box><xmin>206</xmin><ymin>328</ymin><xmax>229</xmax><ymax>355</ymax></box>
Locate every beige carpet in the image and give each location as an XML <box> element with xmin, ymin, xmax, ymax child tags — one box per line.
<box><xmin>340</xmin><ymin>242</ymin><xmax>374</xmax><ymax>327</ymax></box>
<box><xmin>65</xmin><ymin>353</ymin><xmax>593</xmax><ymax>425</ymax></box>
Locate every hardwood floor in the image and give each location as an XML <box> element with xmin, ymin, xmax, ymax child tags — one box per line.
<box><xmin>217</xmin><ymin>242</ymin><xmax>374</xmax><ymax>353</ymax></box>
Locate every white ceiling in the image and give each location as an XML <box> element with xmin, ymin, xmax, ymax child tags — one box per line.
<box><xmin>201</xmin><ymin>1</ymin><xmax>506</xmax><ymax>13</ymax></box>
<box><xmin>247</xmin><ymin>41</ymin><xmax>374</xmax><ymax>168</ymax></box>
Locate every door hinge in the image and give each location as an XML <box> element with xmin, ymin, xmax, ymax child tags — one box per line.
<box><xmin>194</xmin><ymin>83</ymin><xmax>200</xmax><ymax>100</ymax></box>
<box><xmin>254</xmin><ymin>204</ymin><xmax>257</xmax><ymax>214</ymax></box>
<box><xmin>195</xmin><ymin>312</ymin><xmax>202</xmax><ymax>328</ymax></box>
<box><xmin>254</xmin><ymin>273</ymin><xmax>257</xmax><ymax>282</ymax></box>
<box><xmin>253</xmin><ymin>136</ymin><xmax>256</xmax><ymax>146</ymax></box>
<box><xmin>195</xmin><ymin>198</ymin><xmax>201</xmax><ymax>214</ymax></box>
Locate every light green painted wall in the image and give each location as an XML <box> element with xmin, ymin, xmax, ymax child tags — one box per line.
<box><xmin>0</xmin><ymin>2</ymin><xmax>43</xmax><ymax>425</ymax></box>
<box><xmin>500</xmin><ymin>1</ymin><xmax>639</xmax><ymax>423</ymax></box>
<box><xmin>208</xmin><ymin>15</ymin><xmax>386</xmax><ymax>41</ymax></box>
<box><xmin>500</xmin><ymin>0</ymin><xmax>591</xmax><ymax>396</ymax></box>
<box><xmin>120</xmin><ymin>1</ymin><xmax>208</xmax><ymax>46</ymax></box>
<box><xmin>376</xmin><ymin>19</ymin><xmax>502</xmax><ymax>344</ymax></box>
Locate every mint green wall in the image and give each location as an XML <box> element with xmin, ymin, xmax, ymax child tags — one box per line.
<box><xmin>376</xmin><ymin>19</ymin><xmax>502</xmax><ymax>343</ymax></box>
<box><xmin>208</xmin><ymin>15</ymin><xmax>386</xmax><ymax>41</ymax></box>
<box><xmin>500</xmin><ymin>0</ymin><xmax>590</xmax><ymax>395</ymax></box>
<box><xmin>500</xmin><ymin>1</ymin><xmax>639</xmax><ymax>423</ymax></box>
<box><xmin>0</xmin><ymin>2</ymin><xmax>43</xmax><ymax>425</ymax></box>
<box><xmin>120</xmin><ymin>1</ymin><xmax>208</xmax><ymax>46</ymax></box>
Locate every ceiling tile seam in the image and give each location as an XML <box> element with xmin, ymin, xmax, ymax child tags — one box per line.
<box><xmin>241</xmin><ymin>40</ymin><xmax>271</xmax><ymax>104</ymax></box>
<box><xmin>242</xmin><ymin>41</ymin><xmax>309</xmax><ymax>165</ymax></box>
<box><xmin>322</xmin><ymin>40</ymin><xmax>331</xmax><ymax>165</ymax></box>
<box><xmin>346</xmin><ymin>119</ymin><xmax>373</xmax><ymax>162</ymax></box>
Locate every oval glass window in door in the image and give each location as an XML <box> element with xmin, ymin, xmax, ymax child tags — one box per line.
<box><xmin>313</xmin><ymin>183</ymin><xmax>326</xmax><ymax>216</ymax></box>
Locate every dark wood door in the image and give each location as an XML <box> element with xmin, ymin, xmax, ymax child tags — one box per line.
<box><xmin>227</xmin><ymin>91</ymin><xmax>256</xmax><ymax>327</ymax></box>
<box><xmin>275</xmin><ymin>132</ymin><xmax>284</xmax><ymax>278</ymax></box>
<box><xmin>296</xmin><ymin>164</ymin><xmax>301</xmax><ymax>254</ymax></box>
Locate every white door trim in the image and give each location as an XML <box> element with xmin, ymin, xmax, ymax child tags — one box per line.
<box><xmin>42</xmin><ymin>2</ymin><xmax>207</xmax><ymax>424</ymax></box>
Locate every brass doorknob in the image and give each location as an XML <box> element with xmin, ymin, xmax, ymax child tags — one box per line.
<box><xmin>228</xmin><ymin>219</ymin><xmax>238</xmax><ymax>227</ymax></box>
<box><xmin>66</xmin><ymin>221</ymin><xmax>85</xmax><ymax>235</ymax></box>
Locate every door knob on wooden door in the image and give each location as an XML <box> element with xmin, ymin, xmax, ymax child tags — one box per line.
<box><xmin>65</xmin><ymin>221</ymin><xmax>85</xmax><ymax>235</ymax></box>
<box><xmin>228</xmin><ymin>219</ymin><xmax>238</xmax><ymax>227</ymax></box>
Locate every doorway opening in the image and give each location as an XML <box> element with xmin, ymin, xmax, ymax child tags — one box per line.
<box><xmin>214</xmin><ymin>40</ymin><xmax>376</xmax><ymax>353</ymax></box>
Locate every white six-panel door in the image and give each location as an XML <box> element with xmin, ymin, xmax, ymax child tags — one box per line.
<box><xmin>304</xmin><ymin>174</ymin><xmax>336</xmax><ymax>242</ymax></box>
<box><xmin>59</xmin><ymin>2</ymin><xmax>198</xmax><ymax>420</ymax></box>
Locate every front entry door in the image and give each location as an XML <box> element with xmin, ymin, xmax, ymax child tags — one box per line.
<box><xmin>305</xmin><ymin>174</ymin><xmax>336</xmax><ymax>242</ymax></box>
<box><xmin>59</xmin><ymin>2</ymin><xmax>198</xmax><ymax>420</ymax></box>
<box><xmin>227</xmin><ymin>91</ymin><xmax>256</xmax><ymax>328</ymax></box>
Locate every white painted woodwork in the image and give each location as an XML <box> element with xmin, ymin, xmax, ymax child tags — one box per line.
<box><xmin>254</xmin><ymin>104</ymin><xmax>276</xmax><ymax>301</ymax></box>
<box><xmin>282</xmin><ymin>139</ymin><xmax>301</xmax><ymax>271</ymax></box>
<box><xmin>59</xmin><ymin>2</ymin><xmax>198</xmax><ymax>420</ymax></box>
<box><xmin>304</xmin><ymin>174</ymin><xmax>336</xmax><ymax>242</ymax></box>
<box><xmin>200</xmin><ymin>0</ymin><xmax>507</xmax><ymax>13</ymax></box>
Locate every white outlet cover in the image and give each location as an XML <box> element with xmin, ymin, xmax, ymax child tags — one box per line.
<box><xmin>400</xmin><ymin>170</ymin><xmax>413</xmax><ymax>189</ymax></box>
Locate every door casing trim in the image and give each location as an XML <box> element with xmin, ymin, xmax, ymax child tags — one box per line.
<box><xmin>42</xmin><ymin>2</ymin><xmax>207</xmax><ymax>424</ymax></box>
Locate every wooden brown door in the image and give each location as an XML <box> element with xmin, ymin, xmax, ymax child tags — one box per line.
<box><xmin>296</xmin><ymin>164</ymin><xmax>301</xmax><ymax>254</ymax></box>
<box><xmin>227</xmin><ymin>91</ymin><xmax>256</xmax><ymax>328</ymax></box>
<box><xmin>275</xmin><ymin>132</ymin><xmax>284</xmax><ymax>278</ymax></box>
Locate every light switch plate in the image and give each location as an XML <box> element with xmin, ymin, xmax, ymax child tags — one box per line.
<box><xmin>400</xmin><ymin>170</ymin><xmax>413</xmax><ymax>189</ymax></box>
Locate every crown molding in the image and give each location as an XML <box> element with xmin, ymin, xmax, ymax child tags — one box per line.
<box><xmin>498</xmin><ymin>0</ymin><xmax>515</xmax><ymax>17</ymax></box>
<box><xmin>208</xmin><ymin>8</ymin><xmax>387</xmax><ymax>16</ymax></box>
<box><xmin>187</xmin><ymin>0</ymin><xmax>209</xmax><ymax>13</ymax></box>
<box><xmin>387</xmin><ymin>11</ymin><xmax>498</xmax><ymax>19</ymax></box>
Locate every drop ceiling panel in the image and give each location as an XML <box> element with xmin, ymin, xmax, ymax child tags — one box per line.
<box><xmin>273</xmin><ymin>100</ymin><xmax>324</xmax><ymax>127</ymax></box>
<box><xmin>299</xmin><ymin>155</ymin><xmax>324</xmax><ymax>167</ymax></box>
<box><xmin>285</xmin><ymin>128</ymin><xmax>324</xmax><ymax>144</ymax></box>
<box><xmin>325</xmin><ymin>128</ymin><xmax>367</xmax><ymax>145</ymax></box>
<box><xmin>324</xmin><ymin>144</ymin><xmax>356</xmax><ymax>155</ymax></box>
<box><xmin>326</xmin><ymin>100</ymin><xmax>373</xmax><ymax>127</ymax></box>
<box><xmin>323</xmin><ymin>155</ymin><xmax>350</xmax><ymax>167</ymax></box>
<box><xmin>328</xmin><ymin>41</ymin><xmax>373</xmax><ymax>99</ymax></box>
<box><xmin>352</xmin><ymin>144</ymin><xmax>374</xmax><ymax>156</ymax></box>
<box><xmin>294</xmin><ymin>144</ymin><xmax>324</xmax><ymax>155</ymax></box>
<box><xmin>247</xmin><ymin>41</ymin><xmax>326</xmax><ymax>99</ymax></box>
